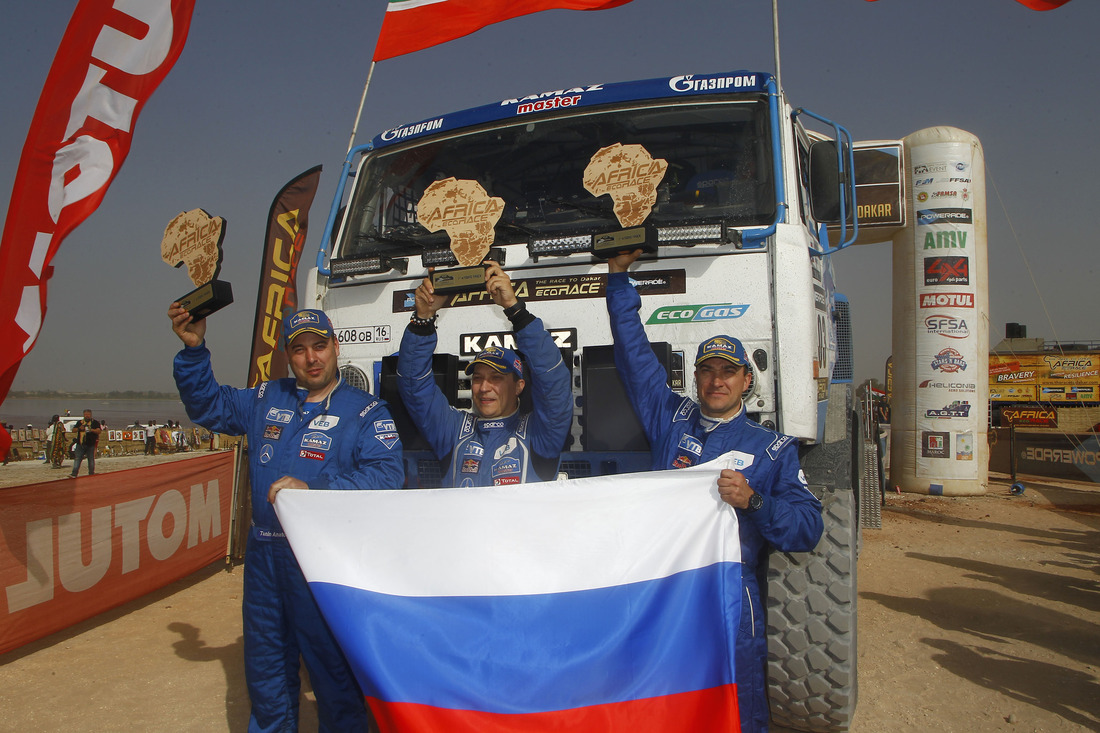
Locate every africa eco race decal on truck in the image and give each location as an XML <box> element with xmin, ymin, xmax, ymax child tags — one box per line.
<box><xmin>393</xmin><ymin>270</ymin><xmax>686</xmax><ymax>312</ymax></box>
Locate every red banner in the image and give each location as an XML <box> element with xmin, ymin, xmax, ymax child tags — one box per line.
<box><xmin>0</xmin><ymin>452</ymin><xmax>234</xmax><ymax>655</ymax></box>
<box><xmin>246</xmin><ymin>166</ymin><xmax>322</xmax><ymax>387</ymax></box>
<box><xmin>866</xmin><ymin>0</ymin><xmax>1070</xmax><ymax>7</ymax></box>
<box><xmin>0</xmin><ymin>0</ymin><xmax>196</xmax><ymax>456</ymax></box>
<box><xmin>372</xmin><ymin>0</ymin><xmax>634</xmax><ymax>62</ymax></box>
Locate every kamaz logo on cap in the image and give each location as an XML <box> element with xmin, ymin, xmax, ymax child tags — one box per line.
<box><xmin>288</xmin><ymin>311</ymin><xmax>320</xmax><ymax>328</ymax></box>
<box><xmin>701</xmin><ymin>337</ymin><xmax>743</xmax><ymax>360</ymax></box>
<box><xmin>647</xmin><ymin>303</ymin><xmax>749</xmax><ymax>324</ymax></box>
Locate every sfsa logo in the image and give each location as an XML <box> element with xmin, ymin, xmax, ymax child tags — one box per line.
<box><xmin>924</xmin><ymin>315</ymin><xmax>969</xmax><ymax>339</ymax></box>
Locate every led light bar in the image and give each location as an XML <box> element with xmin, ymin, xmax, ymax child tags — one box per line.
<box><xmin>421</xmin><ymin>248</ymin><xmax>459</xmax><ymax>267</ymax></box>
<box><xmin>329</xmin><ymin>256</ymin><xmax>408</xmax><ymax>277</ymax></box>
<box><xmin>656</xmin><ymin>223</ymin><xmax>727</xmax><ymax>244</ymax></box>
<box><xmin>527</xmin><ymin>234</ymin><xmax>593</xmax><ymax>257</ymax></box>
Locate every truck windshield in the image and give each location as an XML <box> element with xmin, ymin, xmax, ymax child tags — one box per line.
<box><xmin>338</xmin><ymin>98</ymin><xmax>775</xmax><ymax>259</ymax></box>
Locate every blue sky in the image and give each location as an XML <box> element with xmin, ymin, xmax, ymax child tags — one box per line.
<box><xmin>1</xmin><ymin>0</ymin><xmax>1096</xmax><ymax>393</ymax></box>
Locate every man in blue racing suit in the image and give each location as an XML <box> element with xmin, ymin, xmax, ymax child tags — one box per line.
<box><xmin>397</xmin><ymin>261</ymin><xmax>572</xmax><ymax>487</ymax></box>
<box><xmin>606</xmin><ymin>251</ymin><xmax>823</xmax><ymax>733</ymax></box>
<box><xmin>170</xmin><ymin>304</ymin><xmax>405</xmax><ymax>732</ymax></box>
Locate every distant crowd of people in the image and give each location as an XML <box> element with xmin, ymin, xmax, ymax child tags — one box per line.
<box><xmin>1</xmin><ymin>412</ymin><xmax>213</xmax><ymax>469</ymax></box>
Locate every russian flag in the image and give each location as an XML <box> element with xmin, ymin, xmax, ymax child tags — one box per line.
<box><xmin>276</xmin><ymin>455</ymin><xmax>742</xmax><ymax>732</ymax></box>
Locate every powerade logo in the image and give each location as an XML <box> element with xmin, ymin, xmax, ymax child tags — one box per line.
<box><xmin>917</xmin><ymin>208</ymin><xmax>973</xmax><ymax>225</ymax></box>
<box><xmin>647</xmin><ymin>303</ymin><xmax>749</xmax><ymax>324</ymax></box>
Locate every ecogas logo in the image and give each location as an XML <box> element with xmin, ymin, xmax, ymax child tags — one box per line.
<box><xmin>647</xmin><ymin>303</ymin><xmax>749</xmax><ymax>324</ymax></box>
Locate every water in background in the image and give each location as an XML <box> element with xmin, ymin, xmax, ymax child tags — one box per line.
<box><xmin>1</xmin><ymin>398</ymin><xmax>193</xmax><ymax>431</ymax></box>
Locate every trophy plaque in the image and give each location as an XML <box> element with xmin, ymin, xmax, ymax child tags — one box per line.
<box><xmin>591</xmin><ymin>225</ymin><xmax>658</xmax><ymax>259</ymax></box>
<box><xmin>417</xmin><ymin>177</ymin><xmax>505</xmax><ymax>294</ymax></box>
<box><xmin>162</xmin><ymin>208</ymin><xmax>234</xmax><ymax>319</ymax></box>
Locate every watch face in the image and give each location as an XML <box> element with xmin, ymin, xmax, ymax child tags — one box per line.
<box><xmin>747</xmin><ymin>492</ymin><xmax>764</xmax><ymax>512</ymax></box>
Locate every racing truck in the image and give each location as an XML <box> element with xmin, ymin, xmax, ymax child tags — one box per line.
<box><xmin>305</xmin><ymin>70</ymin><xmax>864</xmax><ymax>731</ymax></box>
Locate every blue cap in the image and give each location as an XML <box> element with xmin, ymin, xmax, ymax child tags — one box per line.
<box><xmin>465</xmin><ymin>346</ymin><xmax>524</xmax><ymax>379</ymax></box>
<box><xmin>283</xmin><ymin>309</ymin><xmax>334</xmax><ymax>346</ymax></box>
<box><xmin>695</xmin><ymin>335</ymin><xmax>748</xmax><ymax>367</ymax></box>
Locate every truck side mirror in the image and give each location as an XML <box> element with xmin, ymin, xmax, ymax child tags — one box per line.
<box><xmin>809</xmin><ymin>140</ymin><xmax>841</xmax><ymax>223</ymax></box>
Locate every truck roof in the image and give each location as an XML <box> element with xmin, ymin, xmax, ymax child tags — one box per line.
<box><xmin>369</xmin><ymin>69</ymin><xmax>771</xmax><ymax>151</ymax></box>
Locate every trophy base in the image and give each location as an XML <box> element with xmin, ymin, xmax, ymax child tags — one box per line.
<box><xmin>591</xmin><ymin>225</ymin><xmax>657</xmax><ymax>259</ymax></box>
<box><xmin>178</xmin><ymin>280</ymin><xmax>234</xmax><ymax>320</ymax></box>
<box><xmin>430</xmin><ymin>266</ymin><xmax>487</xmax><ymax>294</ymax></box>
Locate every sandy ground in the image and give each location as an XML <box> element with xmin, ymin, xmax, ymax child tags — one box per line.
<box><xmin>0</xmin><ymin>453</ymin><xmax>1097</xmax><ymax>732</ymax></box>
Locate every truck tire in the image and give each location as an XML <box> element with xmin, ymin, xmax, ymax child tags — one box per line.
<box><xmin>766</xmin><ymin>382</ymin><xmax>859</xmax><ymax>731</ymax></box>
<box><xmin>766</xmin><ymin>487</ymin><xmax>858</xmax><ymax>732</ymax></box>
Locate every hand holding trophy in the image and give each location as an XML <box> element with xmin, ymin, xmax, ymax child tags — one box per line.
<box><xmin>162</xmin><ymin>208</ymin><xmax>234</xmax><ymax>319</ymax></box>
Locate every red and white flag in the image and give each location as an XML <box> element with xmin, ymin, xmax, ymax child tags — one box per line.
<box><xmin>373</xmin><ymin>0</ymin><xmax>635</xmax><ymax>62</ymax></box>
<box><xmin>0</xmin><ymin>0</ymin><xmax>195</xmax><ymax>455</ymax></box>
<box><xmin>866</xmin><ymin>0</ymin><xmax>1071</xmax><ymax>8</ymax></box>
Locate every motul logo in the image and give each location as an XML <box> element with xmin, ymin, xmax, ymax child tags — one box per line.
<box><xmin>920</xmin><ymin>292</ymin><xmax>974</xmax><ymax>308</ymax></box>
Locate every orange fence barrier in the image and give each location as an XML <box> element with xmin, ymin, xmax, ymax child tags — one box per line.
<box><xmin>0</xmin><ymin>452</ymin><xmax>235</xmax><ymax>654</ymax></box>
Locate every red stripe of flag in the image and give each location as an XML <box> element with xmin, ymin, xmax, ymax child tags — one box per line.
<box><xmin>368</xmin><ymin>685</ymin><xmax>741</xmax><ymax>733</ymax></box>
<box><xmin>0</xmin><ymin>0</ymin><xmax>195</xmax><ymax>456</ymax></box>
<box><xmin>865</xmin><ymin>0</ymin><xmax>1071</xmax><ymax>7</ymax></box>
<box><xmin>373</xmin><ymin>0</ymin><xmax>634</xmax><ymax>62</ymax></box>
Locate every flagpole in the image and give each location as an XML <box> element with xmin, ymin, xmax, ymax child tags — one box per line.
<box><xmin>346</xmin><ymin>60</ymin><xmax>377</xmax><ymax>156</ymax></box>
<box><xmin>771</xmin><ymin>0</ymin><xmax>782</xmax><ymax>90</ymax></box>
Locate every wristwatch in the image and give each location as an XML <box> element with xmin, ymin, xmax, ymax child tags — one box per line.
<box><xmin>745</xmin><ymin>491</ymin><xmax>764</xmax><ymax>513</ymax></box>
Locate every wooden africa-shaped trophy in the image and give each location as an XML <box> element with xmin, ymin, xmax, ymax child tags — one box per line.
<box><xmin>162</xmin><ymin>208</ymin><xmax>234</xmax><ymax>319</ymax></box>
